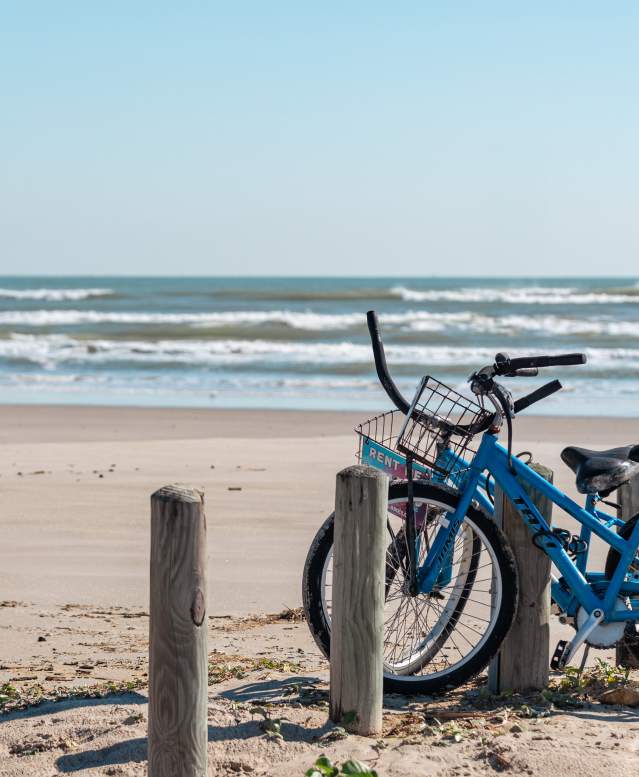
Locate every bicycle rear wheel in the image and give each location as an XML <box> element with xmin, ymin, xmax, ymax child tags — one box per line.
<box><xmin>605</xmin><ymin>514</ymin><xmax>639</xmax><ymax>646</ymax></box>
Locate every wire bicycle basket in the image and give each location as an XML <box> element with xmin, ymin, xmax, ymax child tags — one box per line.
<box><xmin>355</xmin><ymin>377</ymin><xmax>490</xmax><ymax>482</ymax></box>
<box><xmin>395</xmin><ymin>376</ymin><xmax>491</xmax><ymax>477</ymax></box>
<box><xmin>354</xmin><ymin>409</ymin><xmax>419</xmax><ymax>479</ymax></box>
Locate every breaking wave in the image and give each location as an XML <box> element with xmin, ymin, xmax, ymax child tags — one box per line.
<box><xmin>2</xmin><ymin>333</ymin><xmax>638</xmax><ymax>374</ymax></box>
<box><xmin>1</xmin><ymin>308</ymin><xmax>639</xmax><ymax>339</ymax></box>
<box><xmin>391</xmin><ymin>285</ymin><xmax>639</xmax><ymax>305</ymax></box>
<box><xmin>0</xmin><ymin>287</ymin><xmax>113</xmax><ymax>301</ymax></box>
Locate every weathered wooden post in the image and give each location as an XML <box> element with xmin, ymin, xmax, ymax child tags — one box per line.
<box><xmin>149</xmin><ymin>485</ymin><xmax>208</xmax><ymax>776</ymax></box>
<box><xmin>616</xmin><ymin>475</ymin><xmax>639</xmax><ymax>668</ymax></box>
<box><xmin>330</xmin><ymin>465</ymin><xmax>387</xmax><ymax>736</ymax></box>
<box><xmin>488</xmin><ymin>462</ymin><xmax>553</xmax><ymax>693</ymax></box>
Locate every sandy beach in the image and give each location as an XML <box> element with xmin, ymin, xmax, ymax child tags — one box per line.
<box><xmin>2</xmin><ymin>405</ymin><xmax>639</xmax><ymax>616</ymax></box>
<box><xmin>2</xmin><ymin>404</ymin><xmax>639</xmax><ymax>775</ymax></box>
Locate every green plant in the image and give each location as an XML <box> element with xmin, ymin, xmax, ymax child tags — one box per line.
<box><xmin>0</xmin><ymin>683</ymin><xmax>18</xmax><ymax>704</ymax></box>
<box><xmin>591</xmin><ymin>657</ymin><xmax>630</xmax><ymax>685</ymax></box>
<box><xmin>441</xmin><ymin>721</ymin><xmax>464</xmax><ymax>743</ymax></box>
<box><xmin>553</xmin><ymin>656</ymin><xmax>632</xmax><ymax>697</ymax></box>
<box><xmin>306</xmin><ymin>755</ymin><xmax>378</xmax><ymax>777</ymax></box>
<box><xmin>250</xmin><ymin>706</ymin><xmax>288</xmax><ymax>742</ymax></box>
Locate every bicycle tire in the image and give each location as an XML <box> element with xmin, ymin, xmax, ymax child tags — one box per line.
<box><xmin>604</xmin><ymin>514</ymin><xmax>639</xmax><ymax>645</ymax></box>
<box><xmin>605</xmin><ymin>514</ymin><xmax>639</xmax><ymax>579</ymax></box>
<box><xmin>303</xmin><ymin>481</ymin><xmax>518</xmax><ymax>694</ymax></box>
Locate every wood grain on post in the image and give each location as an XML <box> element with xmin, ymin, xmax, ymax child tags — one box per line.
<box><xmin>149</xmin><ymin>485</ymin><xmax>208</xmax><ymax>777</ymax></box>
<box><xmin>330</xmin><ymin>465</ymin><xmax>387</xmax><ymax>736</ymax></box>
<box><xmin>616</xmin><ymin>475</ymin><xmax>639</xmax><ymax>668</ymax></box>
<box><xmin>488</xmin><ymin>462</ymin><xmax>552</xmax><ymax>693</ymax></box>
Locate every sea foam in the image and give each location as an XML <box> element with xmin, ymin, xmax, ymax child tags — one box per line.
<box><xmin>0</xmin><ymin>287</ymin><xmax>113</xmax><ymax>301</ymax></box>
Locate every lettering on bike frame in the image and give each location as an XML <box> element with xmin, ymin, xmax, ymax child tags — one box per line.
<box><xmin>419</xmin><ymin>433</ymin><xmax>639</xmax><ymax>622</ymax></box>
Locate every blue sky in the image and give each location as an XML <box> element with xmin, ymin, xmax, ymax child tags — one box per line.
<box><xmin>1</xmin><ymin>3</ymin><xmax>638</xmax><ymax>276</ymax></box>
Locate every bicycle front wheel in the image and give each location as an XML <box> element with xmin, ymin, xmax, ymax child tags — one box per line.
<box><xmin>303</xmin><ymin>481</ymin><xmax>518</xmax><ymax>694</ymax></box>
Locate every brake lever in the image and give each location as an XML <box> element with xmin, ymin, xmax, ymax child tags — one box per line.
<box><xmin>492</xmin><ymin>382</ymin><xmax>515</xmax><ymax>418</ymax></box>
<box><xmin>513</xmin><ymin>379</ymin><xmax>562</xmax><ymax>414</ymax></box>
<box><xmin>469</xmin><ymin>373</ymin><xmax>513</xmax><ymax>435</ymax></box>
<box><xmin>485</xmin><ymin>393</ymin><xmax>504</xmax><ymax>433</ymax></box>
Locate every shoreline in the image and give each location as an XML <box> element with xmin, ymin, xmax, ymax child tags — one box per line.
<box><xmin>1</xmin><ymin>403</ymin><xmax>639</xmax><ymax>444</ymax></box>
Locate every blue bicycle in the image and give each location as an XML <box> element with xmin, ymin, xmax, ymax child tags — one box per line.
<box><xmin>303</xmin><ymin>311</ymin><xmax>639</xmax><ymax>693</ymax></box>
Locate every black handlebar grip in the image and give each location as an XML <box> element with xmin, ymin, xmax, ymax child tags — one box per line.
<box><xmin>366</xmin><ymin>310</ymin><xmax>410</xmax><ymax>414</ymax></box>
<box><xmin>513</xmin><ymin>380</ymin><xmax>562</xmax><ymax>414</ymax></box>
<box><xmin>504</xmin><ymin>353</ymin><xmax>587</xmax><ymax>371</ymax></box>
<box><xmin>504</xmin><ymin>368</ymin><xmax>539</xmax><ymax>377</ymax></box>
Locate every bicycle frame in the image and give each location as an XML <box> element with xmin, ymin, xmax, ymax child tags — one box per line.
<box><xmin>360</xmin><ymin>435</ymin><xmax>625</xmax><ymax>581</ymax></box>
<box><xmin>419</xmin><ymin>433</ymin><xmax>639</xmax><ymax>622</ymax></box>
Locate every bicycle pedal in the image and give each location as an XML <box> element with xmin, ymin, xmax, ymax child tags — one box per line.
<box><xmin>550</xmin><ymin>639</ymin><xmax>568</xmax><ymax>670</ymax></box>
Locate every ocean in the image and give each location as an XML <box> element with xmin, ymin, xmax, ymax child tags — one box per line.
<box><xmin>0</xmin><ymin>276</ymin><xmax>638</xmax><ymax>416</ymax></box>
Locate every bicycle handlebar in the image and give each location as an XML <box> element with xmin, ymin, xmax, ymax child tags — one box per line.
<box><xmin>367</xmin><ymin>310</ymin><xmax>567</xmax><ymax>423</ymax></box>
<box><xmin>367</xmin><ymin>310</ymin><xmax>411</xmax><ymax>414</ymax></box>
<box><xmin>495</xmin><ymin>352</ymin><xmax>586</xmax><ymax>373</ymax></box>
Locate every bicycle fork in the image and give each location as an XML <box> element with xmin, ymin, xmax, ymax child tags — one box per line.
<box><xmin>406</xmin><ymin>457</ymin><xmax>419</xmax><ymax>596</ymax></box>
<box><xmin>404</xmin><ymin>457</ymin><xmax>453</xmax><ymax>597</ymax></box>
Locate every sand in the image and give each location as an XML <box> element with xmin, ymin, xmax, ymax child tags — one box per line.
<box><xmin>1</xmin><ymin>404</ymin><xmax>639</xmax><ymax>775</ymax></box>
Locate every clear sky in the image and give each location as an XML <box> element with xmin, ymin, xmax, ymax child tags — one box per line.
<box><xmin>1</xmin><ymin>2</ymin><xmax>638</xmax><ymax>276</ymax></box>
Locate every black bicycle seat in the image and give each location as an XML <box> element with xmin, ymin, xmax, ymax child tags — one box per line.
<box><xmin>560</xmin><ymin>444</ymin><xmax>639</xmax><ymax>494</ymax></box>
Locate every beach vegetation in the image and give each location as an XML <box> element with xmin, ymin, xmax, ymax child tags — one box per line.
<box><xmin>207</xmin><ymin>652</ymin><xmax>303</xmax><ymax>684</ymax></box>
<box><xmin>249</xmin><ymin>705</ymin><xmax>288</xmax><ymax>742</ymax></box>
<box><xmin>0</xmin><ymin>678</ymin><xmax>144</xmax><ymax>715</ymax></box>
<box><xmin>306</xmin><ymin>755</ymin><xmax>378</xmax><ymax>777</ymax></box>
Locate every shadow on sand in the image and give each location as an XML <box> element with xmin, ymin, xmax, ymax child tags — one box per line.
<box><xmin>45</xmin><ymin>675</ymin><xmax>639</xmax><ymax>771</ymax></box>
<box><xmin>220</xmin><ymin>674</ymin><xmax>324</xmax><ymax>703</ymax></box>
<box><xmin>55</xmin><ymin>676</ymin><xmax>331</xmax><ymax>772</ymax></box>
<box><xmin>55</xmin><ymin>722</ymin><xmax>333</xmax><ymax>772</ymax></box>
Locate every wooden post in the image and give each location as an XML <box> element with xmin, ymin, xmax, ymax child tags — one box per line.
<box><xmin>330</xmin><ymin>465</ymin><xmax>387</xmax><ymax>736</ymax></box>
<box><xmin>149</xmin><ymin>485</ymin><xmax>208</xmax><ymax>777</ymax></box>
<box><xmin>616</xmin><ymin>475</ymin><xmax>639</xmax><ymax>668</ymax></box>
<box><xmin>488</xmin><ymin>462</ymin><xmax>553</xmax><ymax>694</ymax></box>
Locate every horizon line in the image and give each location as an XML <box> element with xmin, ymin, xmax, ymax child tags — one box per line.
<box><xmin>0</xmin><ymin>273</ymin><xmax>637</xmax><ymax>280</ymax></box>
